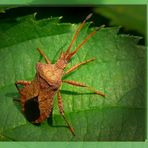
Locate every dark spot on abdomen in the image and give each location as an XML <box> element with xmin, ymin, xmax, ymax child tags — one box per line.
<box><xmin>24</xmin><ymin>96</ymin><xmax>40</xmax><ymax>122</ymax></box>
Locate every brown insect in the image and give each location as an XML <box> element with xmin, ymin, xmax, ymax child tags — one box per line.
<box><xmin>15</xmin><ymin>13</ymin><xmax>105</xmax><ymax>136</ymax></box>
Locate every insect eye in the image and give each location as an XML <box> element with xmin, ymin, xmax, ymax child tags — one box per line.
<box><xmin>24</xmin><ymin>96</ymin><xmax>40</xmax><ymax>122</ymax></box>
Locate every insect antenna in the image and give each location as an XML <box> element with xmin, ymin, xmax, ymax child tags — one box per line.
<box><xmin>66</xmin><ymin>24</ymin><xmax>105</xmax><ymax>61</ymax></box>
<box><xmin>64</xmin><ymin>13</ymin><xmax>93</xmax><ymax>57</ymax></box>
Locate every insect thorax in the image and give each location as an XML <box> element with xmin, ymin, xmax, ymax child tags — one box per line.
<box><xmin>36</xmin><ymin>62</ymin><xmax>64</xmax><ymax>89</ymax></box>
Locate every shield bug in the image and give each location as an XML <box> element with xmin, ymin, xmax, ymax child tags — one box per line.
<box><xmin>15</xmin><ymin>13</ymin><xmax>105</xmax><ymax>136</ymax></box>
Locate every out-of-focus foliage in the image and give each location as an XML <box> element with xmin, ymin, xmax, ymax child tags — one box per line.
<box><xmin>95</xmin><ymin>5</ymin><xmax>146</xmax><ymax>36</ymax></box>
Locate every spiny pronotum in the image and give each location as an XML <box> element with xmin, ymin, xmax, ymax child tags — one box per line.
<box><xmin>15</xmin><ymin>13</ymin><xmax>105</xmax><ymax>136</ymax></box>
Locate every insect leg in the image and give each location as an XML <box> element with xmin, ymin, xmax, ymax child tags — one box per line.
<box><xmin>37</xmin><ymin>48</ymin><xmax>51</xmax><ymax>64</ymax></box>
<box><xmin>62</xmin><ymin>80</ymin><xmax>105</xmax><ymax>97</ymax></box>
<box><xmin>15</xmin><ymin>81</ymin><xmax>31</xmax><ymax>110</ymax></box>
<box><xmin>15</xmin><ymin>80</ymin><xmax>31</xmax><ymax>92</ymax></box>
<box><xmin>65</xmin><ymin>57</ymin><xmax>96</xmax><ymax>75</ymax></box>
<box><xmin>57</xmin><ymin>90</ymin><xmax>75</xmax><ymax>136</ymax></box>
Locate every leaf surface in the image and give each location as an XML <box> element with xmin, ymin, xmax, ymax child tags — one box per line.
<box><xmin>0</xmin><ymin>14</ymin><xmax>146</xmax><ymax>141</ymax></box>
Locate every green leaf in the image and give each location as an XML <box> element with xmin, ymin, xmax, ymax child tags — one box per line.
<box><xmin>94</xmin><ymin>5</ymin><xmax>146</xmax><ymax>36</ymax></box>
<box><xmin>0</xmin><ymin>13</ymin><xmax>146</xmax><ymax>141</ymax></box>
<box><xmin>0</xmin><ymin>6</ymin><xmax>17</xmax><ymax>13</ymax></box>
<box><xmin>0</xmin><ymin>7</ymin><xmax>8</xmax><ymax>13</ymax></box>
